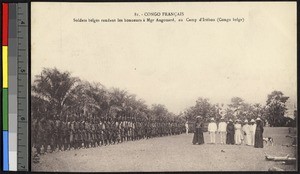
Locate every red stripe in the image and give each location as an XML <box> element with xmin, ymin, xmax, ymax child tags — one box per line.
<box><xmin>2</xmin><ymin>3</ymin><xmax>8</xmax><ymax>46</ymax></box>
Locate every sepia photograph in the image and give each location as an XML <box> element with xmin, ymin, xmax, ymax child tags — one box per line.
<box><xmin>30</xmin><ymin>2</ymin><xmax>297</xmax><ymax>172</ymax></box>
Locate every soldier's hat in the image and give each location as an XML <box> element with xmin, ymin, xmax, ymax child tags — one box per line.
<box><xmin>250</xmin><ymin>119</ymin><xmax>255</xmax><ymax>123</ymax></box>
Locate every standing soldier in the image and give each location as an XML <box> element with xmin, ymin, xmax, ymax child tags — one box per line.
<box><xmin>84</xmin><ymin>118</ymin><xmax>90</xmax><ymax>148</ymax></box>
<box><xmin>91</xmin><ymin>118</ymin><xmax>96</xmax><ymax>147</ymax></box>
<box><xmin>122</xmin><ymin>117</ymin><xmax>127</xmax><ymax>141</ymax></box>
<box><xmin>77</xmin><ymin>118</ymin><xmax>84</xmax><ymax>149</ymax></box>
<box><xmin>119</xmin><ymin>117</ymin><xmax>124</xmax><ymax>143</ymax></box>
<box><xmin>107</xmin><ymin>118</ymin><xmax>112</xmax><ymax>145</ymax></box>
<box><xmin>32</xmin><ymin>118</ymin><xmax>39</xmax><ymax>154</ymax></box>
<box><xmin>111</xmin><ymin>117</ymin><xmax>117</xmax><ymax>144</ymax></box>
<box><xmin>135</xmin><ymin>119</ymin><xmax>142</xmax><ymax>140</ymax></box>
<box><xmin>149</xmin><ymin>120</ymin><xmax>153</xmax><ymax>138</ymax></box>
<box><xmin>95</xmin><ymin>118</ymin><xmax>101</xmax><ymax>147</ymax></box>
<box><xmin>69</xmin><ymin>116</ymin><xmax>75</xmax><ymax>150</ymax></box>
<box><xmin>116</xmin><ymin>118</ymin><xmax>121</xmax><ymax>143</ymax></box>
<box><xmin>99</xmin><ymin>117</ymin><xmax>104</xmax><ymax>146</ymax></box>
<box><xmin>143</xmin><ymin>119</ymin><xmax>147</xmax><ymax>139</ymax></box>
<box><xmin>81</xmin><ymin>117</ymin><xmax>86</xmax><ymax>148</ymax></box>
<box><xmin>141</xmin><ymin>119</ymin><xmax>145</xmax><ymax>139</ymax></box>
<box><xmin>103</xmin><ymin>118</ymin><xmax>109</xmax><ymax>145</ymax></box>
<box><xmin>61</xmin><ymin>118</ymin><xmax>69</xmax><ymax>151</ymax></box>
<box><xmin>54</xmin><ymin>117</ymin><xmax>62</xmax><ymax>151</ymax></box>
<box><xmin>128</xmin><ymin>118</ymin><xmax>133</xmax><ymax>141</ymax></box>
<box><xmin>73</xmin><ymin>117</ymin><xmax>80</xmax><ymax>149</ymax></box>
<box><xmin>145</xmin><ymin>119</ymin><xmax>150</xmax><ymax>139</ymax></box>
<box><xmin>87</xmin><ymin>118</ymin><xmax>92</xmax><ymax>148</ymax></box>
<box><xmin>82</xmin><ymin>119</ymin><xmax>87</xmax><ymax>148</ymax></box>
<box><xmin>111</xmin><ymin>117</ymin><xmax>116</xmax><ymax>144</ymax></box>
<box><xmin>35</xmin><ymin>118</ymin><xmax>45</xmax><ymax>155</ymax></box>
<box><xmin>132</xmin><ymin>118</ymin><xmax>136</xmax><ymax>141</ymax></box>
<box><xmin>153</xmin><ymin>121</ymin><xmax>157</xmax><ymax>138</ymax></box>
<box><xmin>45</xmin><ymin>117</ymin><xmax>55</xmax><ymax>153</ymax></box>
<box><xmin>168</xmin><ymin>121</ymin><xmax>172</xmax><ymax>136</ymax></box>
<box><xmin>75</xmin><ymin>117</ymin><xmax>81</xmax><ymax>149</ymax></box>
<box><xmin>124</xmin><ymin>118</ymin><xmax>128</xmax><ymax>141</ymax></box>
<box><xmin>135</xmin><ymin>119</ymin><xmax>139</xmax><ymax>140</ymax></box>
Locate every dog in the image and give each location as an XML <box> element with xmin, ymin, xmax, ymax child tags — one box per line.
<box><xmin>263</xmin><ymin>137</ymin><xmax>274</xmax><ymax>146</ymax></box>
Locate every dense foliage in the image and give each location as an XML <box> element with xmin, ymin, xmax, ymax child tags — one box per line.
<box><xmin>32</xmin><ymin>68</ymin><xmax>184</xmax><ymax>123</ymax></box>
<box><xmin>32</xmin><ymin>68</ymin><xmax>296</xmax><ymax>127</ymax></box>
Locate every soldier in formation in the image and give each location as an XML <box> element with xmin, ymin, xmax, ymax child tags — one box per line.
<box><xmin>32</xmin><ymin>114</ymin><xmax>185</xmax><ymax>155</ymax></box>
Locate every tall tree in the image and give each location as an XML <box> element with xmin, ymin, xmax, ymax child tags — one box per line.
<box><xmin>265</xmin><ymin>91</ymin><xmax>289</xmax><ymax>127</ymax></box>
<box><xmin>32</xmin><ymin>68</ymin><xmax>79</xmax><ymax>119</ymax></box>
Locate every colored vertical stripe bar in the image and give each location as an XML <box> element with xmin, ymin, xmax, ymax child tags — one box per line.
<box><xmin>2</xmin><ymin>46</ymin><xmax>8</xmax><ymax>88</ymax></box>
<box><xmin>3</xmin><ymin>131</ymin><xmax>9</xmax><ymax>170</ymax></box>
<box><xmin>3</xmin><ymin>3</ymin><xmax>9</xmax><ymax>171</ymax></box>
<box><xmin>2</xmin><ymin>3</ymin><xmax>8</xmax><ymax>45</ymax></box>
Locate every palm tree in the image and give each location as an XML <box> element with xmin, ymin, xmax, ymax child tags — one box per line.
<box><xmin>32</xmin><ymin>68</ymin><xmax>79</xmax><ymax>119</ymax></box>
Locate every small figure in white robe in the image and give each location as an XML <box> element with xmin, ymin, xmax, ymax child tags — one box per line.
<box><xmin>249</xmin><ymin>119</ymin><xmax>256</xmax><ymax>146</ymax></box>
<box><xmin>218</xmin><ymin>118</ymin><xmax>227</xmax><ymax>144</ymax></box>
<box><xmin>208</xmin><ymin>118</ymin><xmax>217</xmax><ymax>144</ymax></box>
<box><xmin>234</xmin><ymin>120</ymin><xmax>242</xmax><ymax>145</ymax></box>
<box><xmin>185</xmin><ymin>121</ymin><xmax>189</xmax><ymax>135</ymax></box>
<box><xmin>242</xmin><ymin>120</ymin><xmax>251</xmax><ymax>145</ymax></box>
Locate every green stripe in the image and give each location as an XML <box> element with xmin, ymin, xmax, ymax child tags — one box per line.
<box><xmin>3</xmin><ymin>88</ymin><xmax>8</xmax><ymax>130</ymax></box>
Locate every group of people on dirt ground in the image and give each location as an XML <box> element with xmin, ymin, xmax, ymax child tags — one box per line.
<box><xmin>190</xmin><ymin>116</ymin><xmax>264</xmax><ymax>148</ymax></box>
<box><xmin>32</xmin><ymin>116</ymin><xmax>185</xmax><ymax>156</ymax></box>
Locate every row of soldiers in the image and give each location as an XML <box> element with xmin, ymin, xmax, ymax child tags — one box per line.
<box><xmin>32</xmin><ymin>115</ymin><xmax>185</xmax><ymax>155</ymax></box>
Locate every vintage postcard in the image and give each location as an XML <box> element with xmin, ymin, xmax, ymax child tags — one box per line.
<box><xmin>30</xmin><ymin>2</ymin><xmax>297</xmax><ymax>172</ymax></box>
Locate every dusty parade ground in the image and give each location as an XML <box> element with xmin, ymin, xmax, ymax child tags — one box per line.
<box><xmin>32</xmin><ymin>127</ymin><xmax>297</xmax><ymax>172</ymax></box>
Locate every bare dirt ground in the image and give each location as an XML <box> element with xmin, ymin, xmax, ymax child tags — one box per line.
<box><xmin>32</xmin><ymin>127</ymin><xmax>297</xmax><ymax>172</ymax></box>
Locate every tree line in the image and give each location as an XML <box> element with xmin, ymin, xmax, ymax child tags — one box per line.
<box><xmin>32</xmin><ymin>68</ymin><xmax>183</xmax><ymax>124</ymax></box>
<box><xmin>183</xmin><ymin>93</ymin><xmax>296</xmax><ymax>127</ymax></box>
<box><xmin>32</xmin><ymin>68</ymin><xmax>296</xmax><ymax>127</ymax></box>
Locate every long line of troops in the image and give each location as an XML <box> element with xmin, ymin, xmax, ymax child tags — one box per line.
<box><xmin>32</xmin><ymin>116</ymin><xmax>186</xmax><ymax>155</ymax></box>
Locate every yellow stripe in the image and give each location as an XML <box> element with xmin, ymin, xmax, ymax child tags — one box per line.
<box><xmin>2</xmin><ymin>46</ymin><xmax>8</xmax><ymax>88</ymax></box>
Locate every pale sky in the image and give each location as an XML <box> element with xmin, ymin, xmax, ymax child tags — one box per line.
<box><xmin>31</xmin><ymin>2</ymin><xmax>297</xmax><ymax>114</ymax></box>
